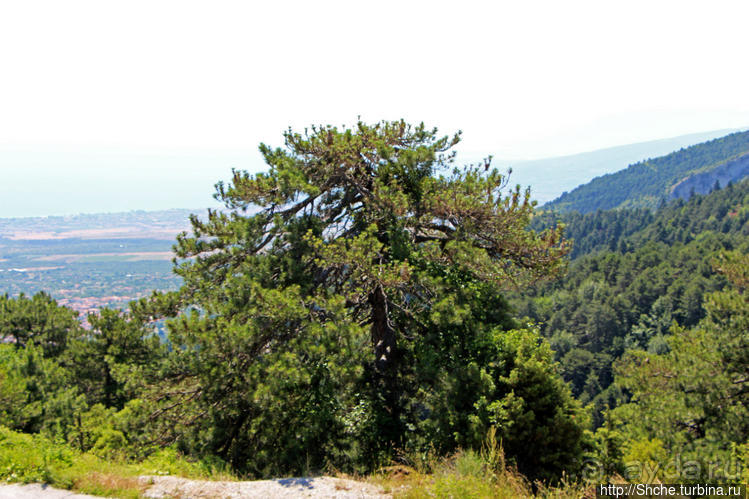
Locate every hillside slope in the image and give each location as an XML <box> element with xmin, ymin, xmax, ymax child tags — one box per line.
<box><xmin>516</xmin><ymin>178</ymin><xmax>749</xmax><ymax>424</ymax></box>
<box><xmin>544</xmin><ymin>129</ymin><xmax>749</xmax><ymax>213</ymax></box>
<box><xmin>531</xmin><ymin>177</ymin><xmax>749</xmax><ymax>259</ymax></box>
<box><xmin>497</xmin><ymin>128</ymin><xmax>740</xmax><ymax>203</ymax></box>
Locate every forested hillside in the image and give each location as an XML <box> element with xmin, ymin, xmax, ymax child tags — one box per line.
<box><xmin>545</xmin><ymin>130</ymin><xmax>749</xmax><ymax>213</ymax></box>
<box><xmin>533</xmin><ymin>177</ymin><xmax>749</xmax><ymax>259</ymax></box>
<box><xmin>507</xmin><ymin>178</ymin><xmax>749</xmax><ymax>485</ymax></box>
<box><xmin>515</xmin><ymin>178</ymin><xmax>749</xmax><ymax>427</ymax></box>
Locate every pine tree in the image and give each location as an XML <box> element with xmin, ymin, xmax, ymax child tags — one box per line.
<box><xmin>147</xmin><ymin>120</ymin><xmax>580</xmax><ymax>479</ymax></box>
<box><xmin>614</xmin><ymin>251</ymin><xmax>749</xmax><ymax>474</ymax></box>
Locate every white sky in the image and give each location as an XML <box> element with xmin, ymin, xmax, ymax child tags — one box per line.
<box><xmin>1</xmin><ymin>0</ymin><xmax>749</xmax><ymax>216</ymax></box>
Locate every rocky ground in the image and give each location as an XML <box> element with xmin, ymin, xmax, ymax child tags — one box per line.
<box><xmin>0</xmin><ymin>476</ymin><xmax>391</xmax><ymax>498</ymax></box>
<box><xmin>0</xmin><ymin>483</ymin><xmax>102</xmax><ymax>499</ymax></box>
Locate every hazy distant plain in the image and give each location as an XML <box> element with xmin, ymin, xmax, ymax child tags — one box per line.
<box><xmin>0</xmin><ymin>129</ymin><xmax>739</xmax><ymax>218</ymax></box>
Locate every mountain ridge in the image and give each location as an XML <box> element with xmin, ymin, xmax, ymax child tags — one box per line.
<box><xmin>670</xmin><ymin>151</ymin><xmax>749</xmax><ymax>199</ymax></box>
<box><xmin>543</xmin><ymin>129</ymin><xmax>749</xmax><ymax>213</ymax></box>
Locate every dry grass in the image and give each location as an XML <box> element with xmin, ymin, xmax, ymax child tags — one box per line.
<box><xmin>72</xmin><ymin>471</ymin><xmax>146</xmax><ymax>499</ymax></box>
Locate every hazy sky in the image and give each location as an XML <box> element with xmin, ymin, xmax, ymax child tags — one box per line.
<box><xmin>1</xmin><ymin>0</ymin><xmax>749</xmax><ymax>216</ymax></box>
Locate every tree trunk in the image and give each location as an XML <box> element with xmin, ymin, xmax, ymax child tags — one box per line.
<box><xmin>369</xmin><ymin>285</ymin><xmax>401</xmax><ymax>440</ymax></box>
<box><xmin>370</xmin><ymin>285</ymin><xmax>397</xmax><ymax>374</ymax></box>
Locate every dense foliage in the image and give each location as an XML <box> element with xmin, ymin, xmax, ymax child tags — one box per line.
<box><xmin>612</xmin><ymin>251</ymin><xmax>748</xmax><ymax>481</ymax></box>
<box><xmin>141</xmin><ymin>121</ymin><xmax>583</xmax><ymax>481</ymax></box>
<box><xmin>2</xmin><ymin>123</ymin><xmax>748</xmax><ymax>491</ymax></box>
<box><xmin>534</xmin><ymin>177</ymin><xmax>749</xmax><ymax>259</ymax></box>
<box><xmin>530</xmin><ymin>207</ymin><xmax>654</xmax><ymax>260</ymax></box>
<box><xmin>0</xmin><ymin>292</ymin><xmax>80</xmax><ymax>357</ymax></box>
<box><xmin>514</xmin><ymin>179</ymin><xmax>749</xmax><ymax>425</ymax></box>
<box><xmin>0</xmin><ymin>121</ymin><xmax>588</xmax><ymax>486</ymax></box>
<box><xmin>545</xmin><ymin>130</ymin><xmax>749</xmax><ymax>213</ymax></box>
<box><xmin>524</xmin><ymin>177</ymin><xmax>749</xmax><ymax>484</ymax></box>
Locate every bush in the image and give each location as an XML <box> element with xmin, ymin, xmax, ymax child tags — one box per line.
<box><xmin>0</xmin><ymin>426</ymin><xmax>72</xmax><ymax>486</ymax></box>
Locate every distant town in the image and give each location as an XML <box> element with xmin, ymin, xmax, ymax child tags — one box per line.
<box><xmin>0</xmin><ymin>209</ymin><xmax>196</xmax><ymax>319</ymax></box>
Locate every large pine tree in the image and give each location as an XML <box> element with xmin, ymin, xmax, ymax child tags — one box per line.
<box><xmin>147</xmin><ymin>120</ymin><xmax>584</xmax><ymax>480</ymax></box>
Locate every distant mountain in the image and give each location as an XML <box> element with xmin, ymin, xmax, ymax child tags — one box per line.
<box><xmin>494</xmin><ymin>129</ymin><xmax>742</xmax><ymax>204</ymax></box>
<box><xmin>542</xmin><ymin>129</ymin><xmax>749</xmax><ymax>213</ymax></box>
<box><xmin>544</xmin><ymin>131</ymin><xmax>749</xmax><ymax>213</ymax></box>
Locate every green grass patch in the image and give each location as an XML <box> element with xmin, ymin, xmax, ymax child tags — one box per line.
<box><xmin>0</xmin><ymin>426</ymin><xmax>234</xmax><ymax>498</ymax></box>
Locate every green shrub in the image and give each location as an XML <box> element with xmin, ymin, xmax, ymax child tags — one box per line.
<box><xmin>0</xmin><ymin>426</ymin><xmax>73</xmax><ymax>485</ymax></box>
